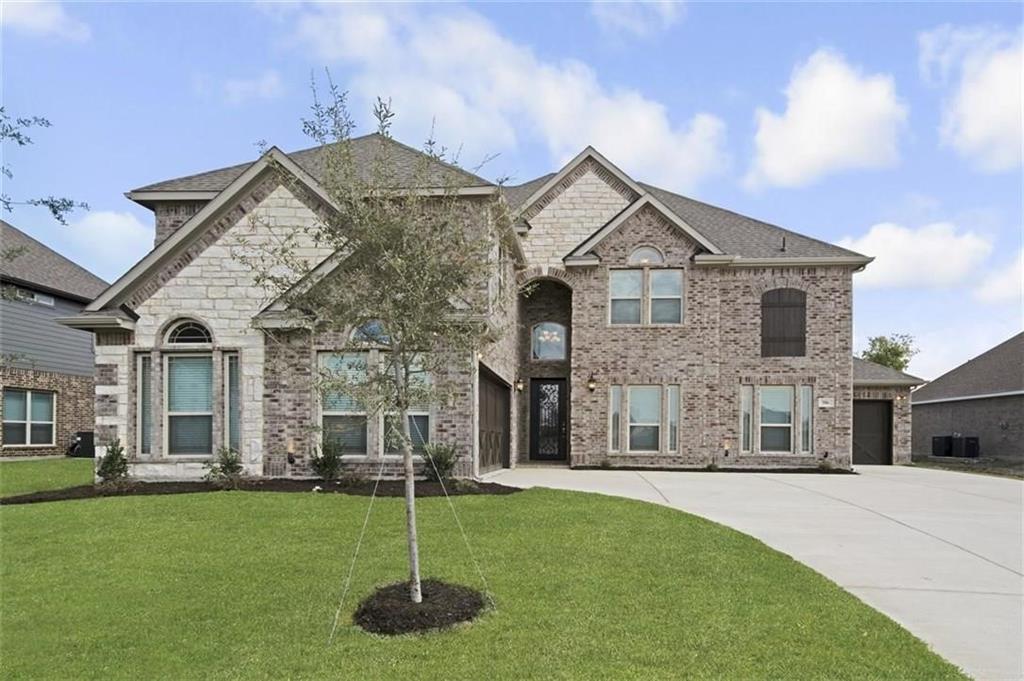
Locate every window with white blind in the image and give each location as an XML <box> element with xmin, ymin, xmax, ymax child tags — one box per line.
<box><xmin>2</xmin><ymin>389</ymin><xmax>54</xmax><ymax>446</ymax></box>
<box><xmin>165</xmin><ymin>355</ymin><xmax>214</xmax><ymax>455</ymax></box>
<box><xmin>628</xmin><ymin>386</ymin><xmax>662</xmax><ymax>452</ymax></box>
<box><xmin>759</xmin><ymin>386</ymin><xmax>794</xmax><ymax>453</ymax></box>
<box><xmin>320</xmin><ymin>353</ymin><xmax>369</xmax><ymax>455</ymax></box>
<box><xmin>383</xmin><ymin>358</ymin><xmax>431</xmax><ymax>455</ymax></box>
<box><xmin>137</xmin><ymin>355</ymin><xmax>152</xmax><ymax>455</ymax></box>
<box><xmin>225</xmin><ymin>353</ymin><xmax>241</xmax><ymax>452</ymax></box>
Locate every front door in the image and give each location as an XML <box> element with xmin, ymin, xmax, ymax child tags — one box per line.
<box><xmin>853</xmin><ymin>400</ymin><xmax>893</xmax><ymax>465</ymax></box>
<box><xmin>529</xmin><ymin>379</ymin><xmax>567</xmax><ymax>461</ymax></box>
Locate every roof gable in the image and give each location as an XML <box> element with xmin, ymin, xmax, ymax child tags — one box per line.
<box><xmin>0</xmin><ymin>220</ymin><xmax>107</xmax><ymax>301</ymax></box>
<box><xmin>912</xmin><ymin>333</ymin><xmax>1024</xmax><ymax>403</ymax></box>
<box><xmin>516</xmin><ymin>147</ymin><xmax>642</xmax><ymax>223</ymax></box>
<box><xmin>853</xmin><ymin>357</ymin><xmax>925</xmax><ymax>387</ymax></box>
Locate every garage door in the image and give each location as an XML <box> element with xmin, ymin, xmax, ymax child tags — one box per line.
<box><xmin>478</xmin><ymin>368</ymin><xmax>510</xmax><ymax>473</ymax></box>
<box><xmin>853</xmin><ymin>400</ymin><xmax>893</xmax><ymax>465</ymax></box>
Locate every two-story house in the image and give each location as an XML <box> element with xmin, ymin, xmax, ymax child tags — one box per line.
<box><xmin>1</xmin><ymin>220</ymin><xmax>108</xmax><ymax>457</ymax></box>
<box><xmin>59</xmin><ymin>135</ymin><xmax>920</xmax><ymax>479</ymax></box>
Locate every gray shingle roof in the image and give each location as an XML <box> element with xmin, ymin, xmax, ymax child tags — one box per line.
<box><xmin>853</xmin><ymin>357</ymin><xmax>925</xmax><ymax>386</ymax></box>
<box><xmin>0</xmin><ymin>220</ymin><xmax>108</xmax><ymax>301</ymax></box>
<box><xmin>132</xmin><ymin>133</ymin><xmax>494</xmax><ymax>193</ymax></box>
<box><xmin>912</xmin><ymin>333</ymin><xmax>1024</xmax><ymax>403</ymax></box>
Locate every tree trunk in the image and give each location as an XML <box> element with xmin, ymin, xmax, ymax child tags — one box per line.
<box><xmin>393</xmin><ymin>359</ymin><xmax>423</xmax><ymax>604</ymax></box>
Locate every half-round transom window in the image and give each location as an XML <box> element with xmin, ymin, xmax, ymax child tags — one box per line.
<box><xmin>531</xmin><ymin>322</ymin><xmax>567</xmax><ymax>361</ymax></box>
<box><xmin>166</xmin><ymin>320</ymin><xmax>212</xmax><ymax>344</ymax></box>
<box><xmin>351</xmin><ymin>320</ymin><xmax>391</xmax><ymax>345</ymax></box>
<box><xmin>628</xmin><ymin>246</ymin><xmax>664</xmax><ymax>266</ymax></box>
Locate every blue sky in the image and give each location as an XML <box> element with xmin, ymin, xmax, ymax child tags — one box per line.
<box><xmin>2</xmin><ymin>1</ymin><xmax>1021</xmax><ymax>378</ymax></box>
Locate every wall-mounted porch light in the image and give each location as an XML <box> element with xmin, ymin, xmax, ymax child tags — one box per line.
<box><xmin>722</xmin><ymin>438</ymin><xmax>732</xmax><ymax>457</ymax></box>
<box><xmin>586</xmin><ymin>373</ymin><xmax>597</xmax><ymax>392</ymax></box>
<box><xmin>514</xmin><ymin>377</ymin><xmax>524</xmax><ymax>392</ymax></box>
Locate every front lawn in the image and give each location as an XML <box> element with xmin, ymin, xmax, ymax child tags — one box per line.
<box><xmin>0</xmin><ymin>457</ymin><xmax>93</xmax><ymax>497</ymax></box>
<box><xmin>0</xmin><ymin>489</ymin><xmax>965</xmax><ymax>680</ymax></box>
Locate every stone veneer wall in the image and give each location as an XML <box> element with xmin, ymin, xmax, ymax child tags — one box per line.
<box><xmin>0</xmin><ymin>366</ymin><xmax>94</xmax><ymax>457</ymax></box>
<box><xmin>853</xmin><ymin>385</ymin><xmax>912</xmax><ymax>464</ymax></box>
<box><xmin>566</xmin><ymin>203</ymin><xmax>855</xmax><ymax>470</ymax></box>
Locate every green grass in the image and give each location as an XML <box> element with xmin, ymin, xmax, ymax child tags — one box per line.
<box><xmin>1</xmin><ymin>489</ymin><xmax>965</xmax><ymax>680</ymax></box>
<box><xmin>0</xmin><ymin>457</ymin><xmax>93</xmax><ymax>497</ymax></box>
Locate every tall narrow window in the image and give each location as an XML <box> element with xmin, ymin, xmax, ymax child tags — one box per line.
<box><xmin>759</xmin><ymin>386</ymin><xmax>793</xmax><ymax>452</ymax></box>
<box><xmin>740</xmin><ymin>385</ymin><xmax>753</xmax><ymax>453</ymax></box>
<box><xmin>321</xmin><ymin>353</ymin><xmax>368</xmax><ymax>455</ymax></box>
<box><xmin>609</xmin><ymin>386</ymin><xmax>621</xmax><ymax>451</ymax></box>
<box><xmin>667</xmin><ymin>385</ymin><xmax>679</xmax><ymax>452</ymax></box>
<box><xmin>628</xmin><ymin>386</ymin><xmax>661</xmax><ymax>452</ymax></box>
<box><xmin>166</xmin><ymin>355</ymin><xmax>213</xmax><ymax>455</ymax></box>
<box><xmin>225</xmin><ymin>353</ymin><xmax>241</xmax><ymax>452</ymax></box>
<box><xmin>2</xmin><ymin>389</ymin><xmax>54</xmax><ymax>446</ymax></box>
<box><xmin>531</xmin><ymin>322</ymin><xmax>567</xmax><ymax>360</ymax></box>
<box><xmin>384</xmin><ymin>359</ymin><xmax>431</xmax><ymax>455</ymax></box>
<box><xmin>650</xmin><ymin>270</ymin><xmax>683</xmax><ymax>324</ymax></box>
<box><xmin>609</xmin><ymin>270</ymin><xmax>642</xmax><ymax>324</ymax></box>
<box><xmin>761</xmin><ymin>289</ymin><xmax>807</xmax><ymax>357</ymax></box>
<box><xmin>137</xmin><ymin>355</ymin><xmax>152</xmax><ymax>455</ymax></box>
<box><xmin>800</xmin><ymin>385</ymin><xmax>813</xmax><ymax>454</ymax></box>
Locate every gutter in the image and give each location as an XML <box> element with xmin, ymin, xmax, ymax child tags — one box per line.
<box><xmin>912</xmin><ymin>390</ymin><xmax>1024</xmax><ymax>406</ymax></box>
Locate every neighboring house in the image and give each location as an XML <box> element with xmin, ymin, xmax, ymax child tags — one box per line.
<box><xmin>1</xmin><ymin>220</ymin><xmax>108</xmax><ymax>457</ymax></box>
<box><xmin>61</xmin><ymin>135</ymin><xmax>919</xmax><ymax>478</ymax></box>
<box><xmin>911</xmin><ymin>332</ymin><xmax>1023</xmax><ymax>460</ymax></box>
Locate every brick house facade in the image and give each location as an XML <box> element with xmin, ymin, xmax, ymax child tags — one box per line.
<box><xmin>61</xmin><ymin>136</ymin><xmax>920</xmax><ymax>479</ymax></box>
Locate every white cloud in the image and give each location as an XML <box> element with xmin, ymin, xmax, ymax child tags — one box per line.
<box><xmin>287</xmin><ymin>4</ymin><xmax>727</xmax><ymax>190</ymax></box>
<box><xmin>919</xmin><ymin>24</ymin><xmax>1022</xmax><ymax>172</ymax></box>
<box><xmin>223</xmin><ymin>70</ymin><xmax>285</xmax><ymax>105</ymax></box>
<box><xmin>745</xmin><ymin>49</ymin><xmax>907</xmax><ymax>189</ymax></box>
<box><xmin>0</xmin><ymin>1</ymin><xmax>90</xmax><ymax>42</ymax></box>
<box><xmin>975</xmin><ymin>248</ymin><xmax>1023</xmax><ymax>304</ymax></box>
<box><xmin>590</xmin><ymin>1</ymin><xmax>683</xmax><ymax>39</ymax></box>
<box><xmin>840</xmin><ymin>222</ymin><xmax>992</xmax><ymax>288</ymax></box>
<box><xmin>66</xmin><ymin>211</ymin><xmax>152</xmax><ymax>282</ymax></box>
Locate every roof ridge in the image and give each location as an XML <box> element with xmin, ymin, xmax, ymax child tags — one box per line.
<box><xmin>639</xmin><ymin>182</ymin><xmax>867</xmax><ymax>260</ymax></box>
<box><xmin>0</xmin><ymin>220</ymin><xmax>108</xmax><ymax>289</ymax></box>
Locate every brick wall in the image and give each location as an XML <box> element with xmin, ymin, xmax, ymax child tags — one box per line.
<box><xmin>0</xmin><ymin>366</ymin><xmax>94</xmax><ymax>457</ymax></box>
<box><xmin>912</xmin><ymin>395</ymin><xmax>1023</xmax><ymax>460</ymax></box>
<box><xmin>154</xmin><ymin>201</ymin><xmax>207</xmax><ymax>246</ymax></box>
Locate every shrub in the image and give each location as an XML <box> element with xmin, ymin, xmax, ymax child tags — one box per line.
<box><xmin>310</xmin><ymin>440</ymin><xmax>343</xmax><ymax>480</ymax></box>
<box><xmin>96</xmin><ymin>438</ymin><xmax>129</xmax><ymax>485</ymax></box>
<box><xmin>423</xmin><ymin>442</ymin><xmax>460</xmax><ymax>482</ymax></box>
<box><xmin>706</xmin><ymin>461</ymin><xmax>719</xmax><ymax>472</ymax></box>
<box><xmin>204</xmin><ymin>447</ymin><xmax>245</xmax><ymax>488</ymax></box>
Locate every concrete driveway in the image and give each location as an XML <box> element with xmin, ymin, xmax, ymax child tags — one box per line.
<box><xmin>488</xmin><ymin>465</ymin><xmax>1023</xmax><ymax>680</ymax></box>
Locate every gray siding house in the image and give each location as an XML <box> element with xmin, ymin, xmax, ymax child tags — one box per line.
<box><xmin>62</xmin><ymin>135</ymin><xmax>920</xmax><ymax>479</ymax></box>
<box><xmin>912</xmin><ymin>332</ymin><xmax>1023</xmax><ymax>461</ymax></box>
<box><xmin>1</xmin><ymin>220</ymin><xmax>108</xmax><ymax>456</ymax></box>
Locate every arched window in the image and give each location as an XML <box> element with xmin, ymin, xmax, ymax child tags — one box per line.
<box><xmin>761</xmin><ymin>288</ymin><xmax>806</xmax><ymax>357</ymax></box>
<box><xmin>165</xmin><ymin>319</ymin><xmax>212</xmax><ymax>344</ymax></box>
<box><xmin>531</xmin><ymin>322</ymin><xmax>567</xmax><ymax>360</ymax></box>
<box><xmin>628</xmin><ymin>246</ymin><xmax>664</xmax><ymax>266</ymax></box>
<box><xmin>351</xmin><ymin>320</ymin><xmax>390</xmax><ymax>345</ymax></box>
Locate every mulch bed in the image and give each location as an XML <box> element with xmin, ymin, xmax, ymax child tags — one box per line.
<box><xmin>0</xmin><ymin>478</ymin><xmax>521</xmax><ymax>506</ymax></box>
<box><xmin>353</xmin><ymin>579</ymin><xmax>486</xmax><ymax>635</ymax></box>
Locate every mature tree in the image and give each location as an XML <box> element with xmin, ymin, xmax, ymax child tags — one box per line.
<box><xmin>1</xmin><ymin>107</ymin><xmax>88</xmax><ymax>226</ymax></box>
<box><xmin>861</xmin><ymin>333</ymin><xmax>918</xmax><ymax>371</ymax></box>
<box><xmin>238</xmin><ymin>85</ymin><xmax>512</xmax><ymax>603</ymax></box>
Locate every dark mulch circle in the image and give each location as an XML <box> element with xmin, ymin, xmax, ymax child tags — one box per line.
<box><xmin>353</xmin><ymin>579</ymin><xmax>487</xmax><ymax>636</ymax></box>
<box><xmin>0</xmin><ymin>478</ymin><xmax>521</xmax><ymax>506</ymax></box>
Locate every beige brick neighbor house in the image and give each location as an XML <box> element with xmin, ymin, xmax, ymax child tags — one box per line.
<box><xmin>60</xmin><ymin>135</ymin><xmax>921</xmax><ymax>479</ymax></box>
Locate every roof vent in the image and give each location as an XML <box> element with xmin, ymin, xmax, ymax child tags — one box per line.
<box><xmin>780</xmin><ymin>236</ymin><xmax>787</xmax><ymax>252</ymax></box>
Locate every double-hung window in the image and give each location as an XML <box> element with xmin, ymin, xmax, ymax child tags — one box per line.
<box><xmin>165</xmin><ymin>355</ymin><xmax>214</xmax><ymax>455</ymax></box>
<box><xmin>759</xmin><ymin>386</ymin><xmax>794</xmax><ymax>453</ymax></box>
<box><xmin>610</xmin><ymin>253</ymin><xmax>684</xmax><ymax>326</ymax></box>
<box><xmin>628</xmin><ymin>386</ymin><xmax>662</xmax><ymax>452</ymax></box>
<box><xmin>2</xmin><ymin>389</ymin><xmax>54</xmax><ymax>446</ymax></box>
<box><xmin>320</xmin><ymin>353</ymin><xmax>369</xmax><ymax>455</ymax></box>
<box><xmin>609</xmin><ymin>270</ymin><xmax>643</xmax><ymax>324</ymax></box>
<box><xmin>650</xmin><ymin>270</ymin><xmax>683</xmax><ymax>324</ymax></box>
<box><xmin>384</xmin><ymin>359</ymin><xmax>431</xmax><ymax>456</ymax></box>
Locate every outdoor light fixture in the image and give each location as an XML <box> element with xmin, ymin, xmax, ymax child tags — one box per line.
<box><xmin>514</xmin><ymin>377</ymin><xmax>524</xmax><ymax>392</ymax></box>
<box><xmin>286</xmin><ymin>440</ymin><xmax>296</xmax><ymax>466</ymax></box>
<box><xmin>723</xmin><ymin>438</ymin><xmax>732</xmax><ymax>457</ymax></box>
<box><xmin>587</xmin><ymin>373</ymin><xmax>597</xmax><ymax>391</ymax></box>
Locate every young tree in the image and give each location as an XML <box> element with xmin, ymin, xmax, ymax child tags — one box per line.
<box><xmin>861</xmin><ymin>333</ymin><xmax>918</xmax><ymax>371</ymax></box>
<box><xmin>238</xmin><ymin>85</ymin><xmax>511</xmax><ymax>604</ymax></box>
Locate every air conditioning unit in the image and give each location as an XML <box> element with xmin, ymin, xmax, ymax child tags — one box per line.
<box><xmin>931</xmin><ymin>435</ymin><xmax>953</xmax><ymax>457</ymax></box>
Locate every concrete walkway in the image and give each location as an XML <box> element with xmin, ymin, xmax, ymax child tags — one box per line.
<box><xmin>488</xmin><ymin>465</ymin><xmax>1023</xmax><ymax>680</ymax></box>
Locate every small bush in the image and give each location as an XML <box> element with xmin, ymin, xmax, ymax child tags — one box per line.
<box><xmin>204</xmin><ymin>447</ymin><xmax>245</xmax><ymax>488</ymax></box>
<box><xmin>423</xmin><ymin>442</ymin><xmax>460</xmax><ymax>482</ymax></box>
<box><xmin>310</xmin><ymin>440</ymin><xmax>343</xmax><ymax>480</ymax></box>
<box><xmin>96</xmin><ymin>439</ymin><xmax>129</xmax><ymax>485</ymax></box>
<box><xmin>706</xmin><ymin>461</ymin><xmax>719</xmax><ymax>472</ymax></box>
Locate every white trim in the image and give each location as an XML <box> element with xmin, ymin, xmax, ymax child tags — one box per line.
<box><xmin>126</xmin><ymin>190</ymin><xmax>220</xmax><ymax>203</ymax></box>
<box><xmin>563</xmin><ymin>254</ymin><xmax>600</xmax><ymax>267</ymax></box>
<box><xmin>569</xmin><ymin>194</ymin><xmax>723</xmax><ymax>258</ymax></box>
<box><xmin>693</xmin><ymin>254</ymin><xmax>873</xmax><ymax>268</ymax></box>
<box><xmin>56</xmin><ymin>315</ymin><xmax>135</xmax><ymax>331</ymax></box>
<box><xmin>163</xmin><ymin>353</ymin><xmax>215</xmax><ymax>457</ymax></box>
<box><xmin>517</xmin><ymin>146</ymin><xmax>644</xmax><ymax>218</ymax></box>
<box><xmin>854</xmin><ymin>378</ymin><xmax>924</xmax><ymax>387</ymax></box>
<box><xmin>758</xmin><ymin>386</ymin><xmax>795</xmax><ymax>454</ymax></box>
<box><xmin>912</xmin><ymin>390</ymin><xmax>1024</xmax><ymax>406</ymax></box>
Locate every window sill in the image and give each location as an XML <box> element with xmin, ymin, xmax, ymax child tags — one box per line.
<box><xmin>2</xmin><ymin>443</ymin><xmax>57</xmax><ymax>449</ymax></box>
<box><xmin>606</xmin><ymin>323</ymin><xmax>685</xmax><ymax>329</ymax></box>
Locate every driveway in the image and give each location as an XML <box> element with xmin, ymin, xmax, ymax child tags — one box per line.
<box><xmin>488</xmin><ymin>465</ymin><xmax>1023</xmax><ymax>680</ymax></box>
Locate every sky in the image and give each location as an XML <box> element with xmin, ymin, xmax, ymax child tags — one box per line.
<box><xmin>2</xmin><ymin>0</ymin><xmax>1021</xmax><ymax>380</ymax></box>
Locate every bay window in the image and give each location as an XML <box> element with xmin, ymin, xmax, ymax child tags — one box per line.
<box><xmin>2</xmin><ymin>389</ymin><xmax>54</xmax><ymax>446</ymax></box>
